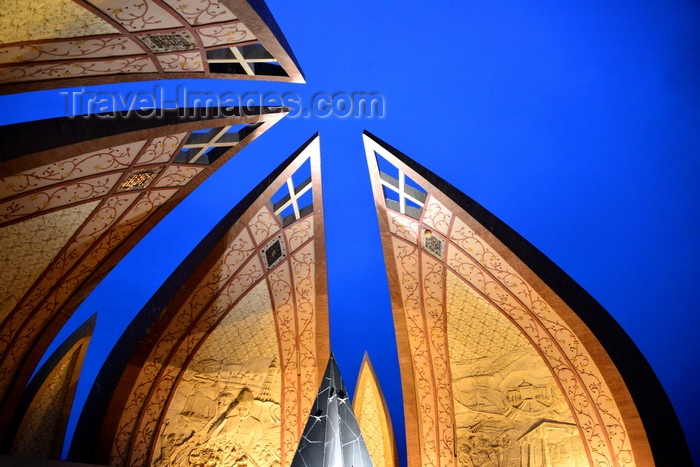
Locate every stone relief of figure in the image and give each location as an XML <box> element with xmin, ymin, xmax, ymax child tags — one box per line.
<box><xmin>456</xmin><ymin>432</ymin><xmax>509</xmax><ymax>467</ymax></box>
<box><xmin>154</xmin><ymin>386</ymin><xmax>281</xmax><ymax>466</ymax></box>
<box><xmin>207</xmin><ymin>388</ymin><xmax>262</xmax><ymax>447</ymax></box>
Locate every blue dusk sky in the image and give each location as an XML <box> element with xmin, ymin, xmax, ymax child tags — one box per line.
<box><xmin>1</xmin><ymin>1</ymin><xmax>699</xmax><ymax>464</ymax></box>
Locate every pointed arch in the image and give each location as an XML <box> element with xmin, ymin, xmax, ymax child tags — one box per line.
<box><xmin>353</xmin><ymin>353</ymin><xmax>398</xmax><ymax>467</ymax></box>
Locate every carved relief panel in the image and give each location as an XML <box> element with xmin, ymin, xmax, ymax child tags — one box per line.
<box><xmin>447</xmin><ymin>272</ymin><xmax>587</xmax><ymax>467</ymax></box>
<box><xmin>363</xmin><ymin>132</ymin><xmax>648</xmax><ymax>467</ymax></box>
<box><xmin>152</xmin><ymin>281</ymin><xmax>282</xmax><ymax>466</ymax></box>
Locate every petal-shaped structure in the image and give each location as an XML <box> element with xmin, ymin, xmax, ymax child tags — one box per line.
<box><xmin>0</xmin><ymin>107</ymin><xmax>284</xmax><ymax>449</ymax></box>
<box><xmin>363</xmin><ymin>131</ymin><xmax>691</xmax><ymax>466</ymax></box>
<box><xmin>0</xmin><ymin>0</ymin><xmax>304</xmax><ymax>93</ymax></box>
<box><xmin>5</xmin><ymin>314</ymin><xmax>95</xmax><ymax>459</ymax></box>
<box><xmin>70</xmin><ymin>134</ymin><xmax>329</xmax><ymax>467</ymax></box>
<box><xmin>353</xmin><ymin>353</ymin><xmax>398</xmax><ymax>467</ymax></box>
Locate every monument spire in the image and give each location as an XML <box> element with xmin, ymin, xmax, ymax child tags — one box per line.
<box><xmin>292</xmin><ymin>354</ymin><xmax>373</xmax><ymax>467</ymax></box>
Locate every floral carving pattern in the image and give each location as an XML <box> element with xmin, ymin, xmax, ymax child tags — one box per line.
<box><xmin>112</xmin><ymin>228</ymin><xmax>258</xmax><ymax>466</ymax></box>
<box><xmin>420</xmin><ymin>255</ymin><xmax>454</xmax><ymax>466</ymax></box>
<box><xmin>387</xmin><ymin>210</ymin><xmax>418</xmax><ymax>243</ymax></box>
<box><xmin>284</xmin><ymin>219</ymin><xmax>313</xmax><ymax>252</ymax></box>
<box><xmin>0</xmin><ymin>202</ymin><xmax>99</xmax><ymax>324</ymax></box>
<box><xmin>0</xmin><ymin>58</ymin><xmax>157</xmax><ymax>83</ymax></box>
<box><xmin>162</xmin><ymin>0</ymin><xmax>237</xmax><ymax>25</ymax></box>
<box><xmin>248</xmin><ymin>206</ymin><xmax>280</xmax><ymax>246</ymax></box>
<box><xmin>0</xmin><ymin>174</ymin><xmax>122</xmax><ymax>225</ymax></box>
<box><xmin>446</xmin><ymin>214</ymin><xmax>632</xmax><ymax>466</ymax></box>
<box><xmin>0</xmin><ymin>190</ymin><xmax>177</xmax><ymax>402</ymax></box>
<box><xmin>422</xmin><ymin>196</ymin><xmax>452</xmax><ymax>236</ymax></box>
<box><xmin>153</xmin><ymin>165</ymin><xmax>204</xmax><ymax>188</ymax></box>
<box><xmin>383</xmin><ymin>191</ymin><xmax>633</xmax><ymax>466</ymax></box>
<box><xmin>0</xmin><ymin>193</ymin><xmax>139</xmax><ymax>399</ymax></box>
<box><xmin>0</xmin><ymin>142</ymin><xmax>145</xmax><ymax>198</ymax></box>
<box><xmin>157</xmin><ymin>52</ymin><xmax>204</xmax><ymax>72</ymax></box>
<box><xmin>0</xmin><ymin>38</ymin><xmax>143</xmax><ymax>64</ymax></box>
<box><xmin>267</xmin><ymin>260</ymin><xmax>299</xmax><ymax>464</ymax></box>
<box><xmin>89</xmin><ymin>0</ymin><xmax>182</xmax><ymax>31</ymax></box>
<box><xmin>196</xmin><ymin>22</ymin><xmax>255</xmax><ymax>47</ymax></box>
<box><xmin>290</xmin><ymin>243</ymin><xmax>317</xmax><ymax>421</ymax></box>
<box><xmin>0</xmin><ymin>0</ymin><xmax>290</xmax><ymax>86</ymax></box>
<box><xmin>264</xmin><ymin>220</ymin><xmax>318</xmax><ymax>466</ymax></box>
<box><xmin>135</xmin><ymin>134</ymin><xmax>186</xmax><ymax>166</ymax></box>
<box><xmin>391</xmin><ymin>237</ymin><xmax>440</xmax><ymax>467</ymax></box>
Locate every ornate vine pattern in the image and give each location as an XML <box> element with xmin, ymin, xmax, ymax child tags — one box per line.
<box><xmin>0</xmin><ymin>38</ymin><xmax>142</xmax><ymax>64</ymax></box>
<box><xmin>0</xmin><ymin>143</ymin><xmax>144</xmax><ymax>198</ymax></box>
<box><xmin>0</xmin><ymin>193</ymin><xmax>138</xmax><ymax>398</ymax></box>
<box><xmin>0</xmin><ymin>204</ymin><xmax>99</xmax><ymax>324</ymax></box>
<box><xmin>290</xmin><ymin>243</ymin><xmax>317</xmax><ymax>421</ymax></box>
<box><xmin>196</xmin><ymin>22</ymin><xmax>254</xmax><ymax>47</ymax></box>
<box><xmin>0</xmin><ymin>58</ymin><xmax>157</xmax><ymax>83</ymax></box>
<box><xmin>135</xmin><ymin>134</ymin><xmax>186</xmax><ymax>166</ymax></box>
<box><xmin>157</xmin><ymin>52</ymin><xmax>204</xmax><ymax>72</ymax></box>
<box><xmin>267</xmin><ymin>260</ymin><xmax>298</xmax><ymax>464</ymax></box>
<box><xmin>387</xmin><ymin>210</ymin><xmax>418</xmax><ymax>243</ymax></box>
<box><xmin>153</xmin><ymin>165</ymin><xmax>203</xmax><ymax>187</ymax></box>
<box><xmin>392</xmin><ymin>236</ymin><xmax>456</xmax><ymax>466</ymax></box>
<box><xmin>108</xmin><ymin>190</ymin><xmax>320</xmax><ymax>467</ymax></box>
<box><xmin>256</xmin><ymin>203</ymin><xmax>319</xmax><ymax>465</ymax></box>
<box><xmin>383</xmin><ymin>193</ymin><xmax>633</xmax><ymax>466</ymax></box>
<box><xmin>87</xmin><ymin>189</ymin><xmax>177</xmax><ymax>266</ymax></box>
<box><xmin>0</xmin><ymin>174</ymin><xmax>121</xmax><ymax>226</ymax></box>
<box><xmin>7</xmin><ymin>190</ymin><xmax>175</xmax><ymax>384</ymax></box>
<box><xmin>284</xmin><ymin>219</ymin><xmax>313</xmax><ymax>252</ymax></box>
<box><xmin>92</xmin><ymin>0</ymin><xmax>182</xmax><ymax>31</ymax></box>
<box><xmin>392</xmin><ymin>238</ymin><xmax>439</xmax><ymax>467</ymax></box>
<box><xmin>0</xmin><ymin>133</ymin><xmax>191</xmax><ymax>226</ymax></box>
<box><xmin>112</xmin><ymin>228</ymin><xmax>258</xmax><ymax>465</ymax></box>
<box><xmin>1</xmin><ymin>0</ymin><xmax>284</xmax><ymax>84</ymax></box>
<box><xmin>162</xmin><ymin>0</ymin><xmax>237</xmax><ymax>25</ymax></box>
<box><xmin>0</xmin><ymin>186</ymin><xmax>182</xmax><ymax>408</ymax></box>
<box><xmin>0</xmin><ymin>124</ymin><xmax>224</xmax><ymax>401</ymax></box>
<box><xmin>422</xmin><ymin>197</ymin><xmax>452</xmax><ymax>237</ymax></box>
<box><xmin>420</xmin><ymin>255</ymin><xmax>454</xmax><ymax>466</ymax></box>
<box><xmin>248</xmin><ymin>207</ymin><xmax>280</xmax><ymax>246</ymax></box>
